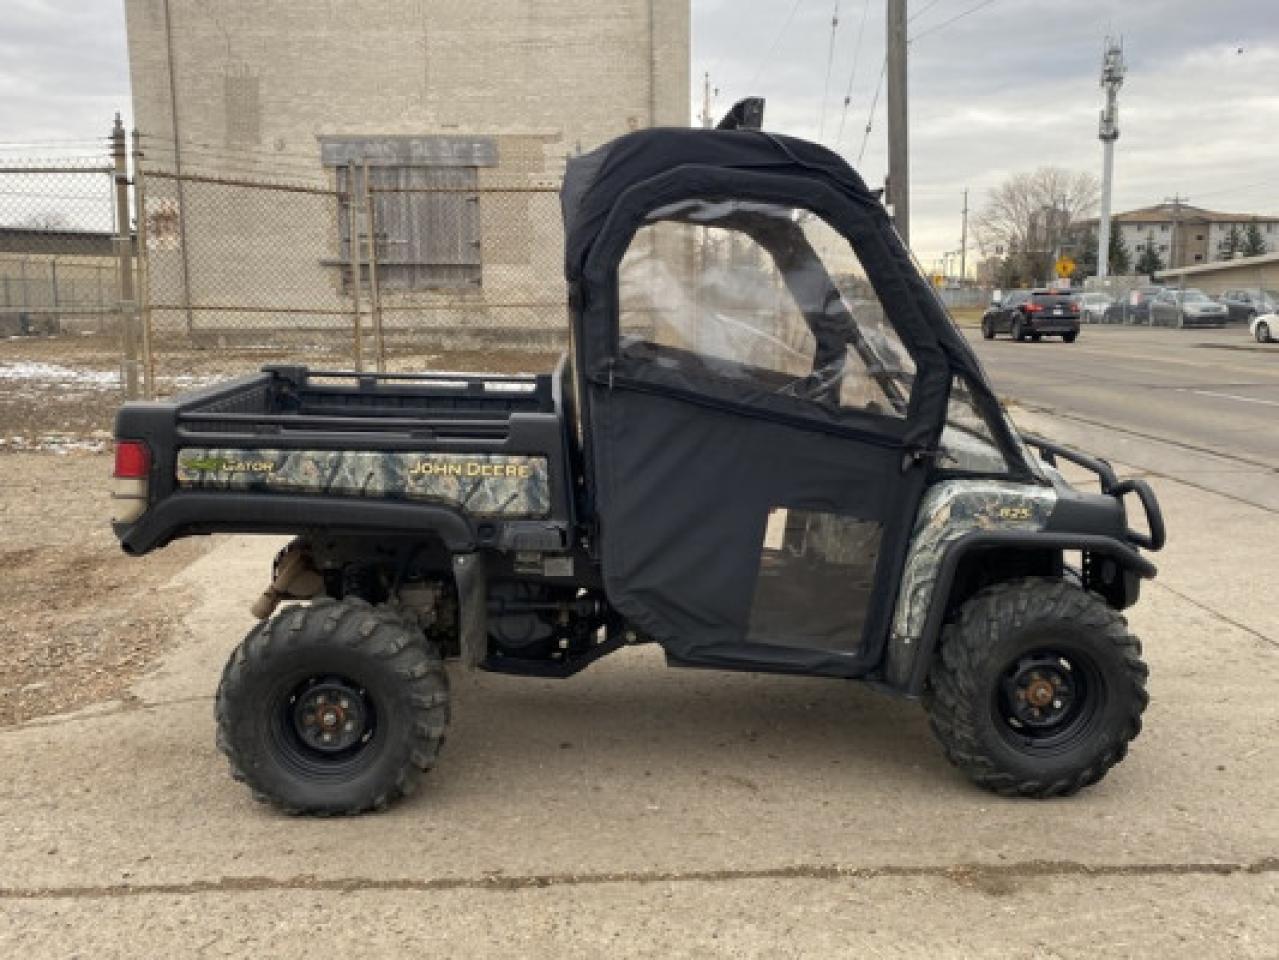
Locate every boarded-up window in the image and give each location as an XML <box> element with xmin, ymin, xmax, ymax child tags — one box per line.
<box><xmin>336</xmin><ymin>165</ymin><xmax>481</xmax><ymax>290</ymax></box>
<box><xmin>322</xmin><ymin>136</ymin><xmax>496</xmax><ymax>292</ymax></box>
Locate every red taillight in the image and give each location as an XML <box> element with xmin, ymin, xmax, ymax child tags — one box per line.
<box><xmin>114</xmin><ymin>440</ymin><xmax>151</xmax><ymax>478</ymax></box>
<box><xmin>1023</xmin><ymin>303</ymin><xmax>1043</xmax><ymax>313</ymax></box>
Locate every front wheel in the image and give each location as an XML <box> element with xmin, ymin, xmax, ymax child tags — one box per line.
<box><xmin>926</xmin><ymin>578</ymin><xmax>1148</xmax><ymax>798</ymax></box>
<box><xmin>981</xmin><ymin>318</ymin><xmax>996</xmax><ymax>340</ymax></box>
<box><xmin>216</xmin><ymin>599</ymin><xmax>450</xmax><ymax>815</ymax></box>
<box><xmin>1257</xmin><ymin>321</ymin><xmax>1272</xmax><ymax>344</ymax></box>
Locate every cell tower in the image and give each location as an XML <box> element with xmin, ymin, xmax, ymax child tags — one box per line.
<box><xmin>1096</xmin><ymin>38</ymin><xmax>1125</xmax><ymax>279</ymax></box>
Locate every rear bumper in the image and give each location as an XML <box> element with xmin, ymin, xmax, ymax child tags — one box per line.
<box><xmin>1029</xmin><ymin>317</ymin><xmax>1080</xmax><ymax>333</ymax></box>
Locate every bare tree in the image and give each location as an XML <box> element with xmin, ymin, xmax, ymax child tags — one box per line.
<box><xmin>973</xmin><ymin>167</ymin><xmax>1101</xmax><ymax>264</ymax></box>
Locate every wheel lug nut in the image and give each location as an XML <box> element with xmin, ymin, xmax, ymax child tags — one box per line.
<box><xmin>321</xmin><ymin>732</ymin><xmax>333</xmax><ymax>743</ymax></box>
<box><xmin>1053</xmin><ymin>700</ymin><xmax>1062</xmax><ymax>709</ymax></box>
<box><xmin>339</xmin><ymin>698</ymin><xmax>350</xmax><ymax>710</ymax></box>
<box><xmin>344</xmin><ymin>721</ymin><xmax>355</xmax><ymax>732</ymax></box>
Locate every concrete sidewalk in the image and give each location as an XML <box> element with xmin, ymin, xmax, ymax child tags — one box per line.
<box><xmin>2</xmin><ymin>436</ymin><xmax>1277</xmax><ymax>957</ymax></box>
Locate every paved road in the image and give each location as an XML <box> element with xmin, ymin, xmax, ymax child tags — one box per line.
<box><xmin>969</xmin><ymin>324</ymin><xmax>1279</xmax><ymax>511</ymax></box>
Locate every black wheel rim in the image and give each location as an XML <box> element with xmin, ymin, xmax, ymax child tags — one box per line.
<box><xmin>269</xmin><ymin>673</ymin><xmax>380</xmax><ymax>779</ymax></box>
<box><xmin>992</xmin><ymin>647</ymin><xmax>1106</xmax><ymax>754</ymax></box>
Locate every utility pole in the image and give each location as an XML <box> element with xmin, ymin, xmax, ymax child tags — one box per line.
<box><xmin>111</xmin><ymin>114</ymin><xmax>139</xmax><ymax>400</ymax></box>
<box><xmin>1096</xmin><ymin>37</ymin><xmax>1125</xmax><ymax>279</ymax></box>
<box><xmin>885</xmin><ymin>0</ymin><xmax>909</xmax><ymax>247</ymax></box>
<box><xmin>960</xmin><ymin>188</ymin><xmax>969</xmax><ymax>283</ymax></box>
<box><xmin>701</xmin><ymin>71</ymin><xmax>712</xmax><ymax>129</ymax></box>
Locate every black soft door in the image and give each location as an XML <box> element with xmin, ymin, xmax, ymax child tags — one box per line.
<box><xmin>589</xmin><ymin>198</ymin><xmax>926</xmax><ymax>676</ymax></box>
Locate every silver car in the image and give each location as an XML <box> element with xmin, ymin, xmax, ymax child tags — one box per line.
<box><xmin>1150</xmin><ymin>288</ymin><xmax>1229</xmax><ymax>328</ymax></box>
<box><xmin>1080</xmin><ymin>292</ymin><xmax>1114</xmax><ymax>323</ymax></box>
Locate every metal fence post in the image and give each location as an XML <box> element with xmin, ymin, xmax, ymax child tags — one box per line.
<box><xmin>112</xmin><ymin>114</ymin><xmax>140</xmax><ymax>399</ymax></box>
<box><xmin>363</xmin><ymin>159</ymin><xmax>385</xmax><ymax>372</ymax></box>
<box><xmin>132</xmin><ymin>130</ymin><xmax>155</xmax><ymax>398</ymax></box>
<box><xmin>347</xmin><ymin>160</ymin><xmax>363</xmax><ymax>372</ymax></box>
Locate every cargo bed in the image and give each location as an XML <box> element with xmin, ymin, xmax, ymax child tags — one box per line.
<box><xmin>113</xmin><ymin>361</ymin><xmax>575</xmax><ymax>555</ymax></box>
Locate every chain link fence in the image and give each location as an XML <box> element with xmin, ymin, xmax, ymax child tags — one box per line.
<box><xmin>137</xmin><ymin>157</ymin><xmax>567</xmax><ymax>390</ymax></box>
<box><xmin>0</xmin><ymin>159</ymin><xmax>121</xmax><ymax>338</ymax></box>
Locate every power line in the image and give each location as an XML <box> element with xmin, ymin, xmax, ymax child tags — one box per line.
<box><xmin>857</xmin><ymin>57</ymin><xmax>887</xmax><ymax>166</ymax></box>
<box><xmin>816</xmin><ymin>1</ymin><xmax>842</xmax><ymax>141</ymax></box>
<box><xmin>908</xmin><ymin>0</ymin><xmax>1001</xmax><ymax>44</ymax></box>
<box><xmin>907</xmin><ymin>0</ymin><xmax>946</xmax><ymax>23</ymax></box>
<box><xmin>748</xmin><ymin>0</ymin><xmax>810</xmax><ymax>91</ymax></box>
<box><xmin>832</xmin><ymin>0</ymin><xmax>871</xmax><ymax>148</ymax></box>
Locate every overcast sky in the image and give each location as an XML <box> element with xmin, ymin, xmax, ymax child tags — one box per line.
<box><xmin>2</xmin><ymin>0</ymin><xmax>1276</xmax><ymax>265</ymax></box>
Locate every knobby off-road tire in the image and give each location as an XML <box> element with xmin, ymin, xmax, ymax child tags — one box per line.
<box><xmin>926</xmin><ymin>578</ymin><xmax>1147</xmax><ymax>798</ymax></box>
<box><xmin>216</xmin><ymin>598</ymin><xmax>450</xmax><ymax>815</ymax></box>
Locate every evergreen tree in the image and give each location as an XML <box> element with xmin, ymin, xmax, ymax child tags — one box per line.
<box><xmin>1074</xmin><ymin>228</ymin><xmax>1097</xmax><ymax>280</ymax></box>
<box><xmin>1135</xmin><ymin>230</ymin><xmax>1164</xmax><ymax>277</ymax></box>
<box><xmin>1108</xmin><ymin>221</ymin><xmax>1132</xmax><ymax>275</ymax></box>
<box><xmin>1243</xmin><ymin>221</ymin><xmax>1267</xmax><ymax>257</ymax></box>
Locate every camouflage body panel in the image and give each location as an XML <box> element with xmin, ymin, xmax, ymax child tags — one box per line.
<box><xmin>176</xmin><ymin>449</ymin><xmax>551</xmax><ymax>518</ymax></box>
<box><xmin>885</xmin><ymin>479</ymin><xmax>1057</xmax><ymax>686</ymax></box>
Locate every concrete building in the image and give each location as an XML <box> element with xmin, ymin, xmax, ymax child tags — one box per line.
<box><xmin>1076</xmin><ymin>202</ymin><xmax>1279</xmax><ymax>270</ymax></box>
<box><xmin>1155</xmin><ymin>250</ymin><xmax>1279</xmax><ymax>297</ymax></box>
<box><xmin>122</xmin><ymin>0</ymin><xmax>690</xmax><ymax>347</ymax></box>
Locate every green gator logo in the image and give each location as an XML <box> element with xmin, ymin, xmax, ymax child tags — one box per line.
<box><xmin>181</xmin><ymin>455</ymin><xmax>232</xmax><ymax>473</ymax></box>
<box><xmin>180</xmin><ymin>454</ymin><xmax>277</xmax><ymax>474</ymax></box>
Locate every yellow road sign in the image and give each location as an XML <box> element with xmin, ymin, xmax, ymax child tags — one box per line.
<box><xmin>1055</xmin><ymin>255</ymin><xmax>1076</xmax><ymax>278</ymax></box>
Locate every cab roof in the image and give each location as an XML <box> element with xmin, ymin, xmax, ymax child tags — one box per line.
<box><xmin>561</xmin><ymin>126</ymin><xmax>879</xmax><ymax>282</ymax></box>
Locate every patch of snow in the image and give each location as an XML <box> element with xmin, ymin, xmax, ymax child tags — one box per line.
<box><xmin>0</xmin><ymin>362</ymin><xmax>120</xmax><ymax>388</ymax></box>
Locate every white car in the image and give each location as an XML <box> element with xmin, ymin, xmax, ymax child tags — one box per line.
<box><xmin>1251</xmin><ymin>313</ymin><xmax>1277</xmax><ymax>344</ymax></box>
<box><xmin>1080</xmin><ymin>292</ymin><xmax>1113</xmax><ymax>323</ymax></box>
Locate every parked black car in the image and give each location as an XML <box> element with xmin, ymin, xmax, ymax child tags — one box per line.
<box><xmin>1218</xmin><ymin>288</ymin><xmax>1279</xmax><ymax>323</ymax></box>
<box><xmin>1102</xmin><ymin>286</ymin><xmax>1165</xmax><ymax>324</ymax></box>
<box><xmin>982</xmin><ymin>289</ymin><xmax>1081</xmax><ymax>342</ymax></box>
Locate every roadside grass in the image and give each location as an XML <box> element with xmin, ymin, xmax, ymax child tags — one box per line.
<box><xmin>948</xmin><ymin>306</ymin><xmax>984</xmax><ymax>328</ymax></box>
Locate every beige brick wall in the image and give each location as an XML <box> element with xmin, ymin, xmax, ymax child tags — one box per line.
<box><xmin>124</xmin><ymin>0</ymin><xmax>690</xmax><ymax>346</ymax></box>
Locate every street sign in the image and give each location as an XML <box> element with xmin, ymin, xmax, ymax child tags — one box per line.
<box><xmin>1055</xmin><ymin>255</ymin><xmax>1076</xmax><ymax>278</ymax></box>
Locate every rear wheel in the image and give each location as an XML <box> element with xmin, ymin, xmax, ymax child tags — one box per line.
<box><xmin>1257</xmin><ymin>321</ymin><xmax>1272</xmax><ymax>344</ymax></box>
<box><xmin>1012</xmin><ymin>318</ymin><xmax>1026</xmax><ymax>342</ymax></box>
<box><xmin>216</xmin><ymin>599</ymin><xmax>450</xmax><ymax>815</ymax></box>
<box><xmin>926</xmin><ymin>578</ymin><xmax>1148</xmax><ymax>798</ymax></box>
<box><xmin>1063</xmin><ymin>331</ymin><xmax>1078</xmax><ymax>343</ymax></box>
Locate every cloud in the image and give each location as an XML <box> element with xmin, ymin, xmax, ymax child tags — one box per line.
<box><xmin>2</xmin><ymin>0</ymin><xmax>1274</xmax><ymax>267</ymax></box>
<box><xmin>695</xmin><ymin>0</ymin><xmax>1279</xmax><ymax>263</ymax></box>
<box><xmin>0</xmin><ymin>0</ymin><xmax>131</xmax><ymax>147</ymax></box>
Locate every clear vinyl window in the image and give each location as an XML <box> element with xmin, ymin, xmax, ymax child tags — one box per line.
<box><xmin>618</xmin><ymin>199</ymin><xmax>915</xmax><ymax>419</ymax></box>
<box><xmin>938</xmin><ymin>376</ymin><xmax>1011</xmax><ymax>475</ymax></box>
<box><xmin>748</xmin><ymin>508</ymin><xmax>882</xmax><ymax>651</ymax></box>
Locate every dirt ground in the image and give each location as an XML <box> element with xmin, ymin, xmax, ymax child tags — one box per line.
<box><xmin>0</xmin><ymin>334</ymin><xmax>561</xmax><ymax>725</ymax></box>
<box><xmin>0</xmin><ymin>451</ymin><xmax>206</xmax><ymax>725</ymax></box>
